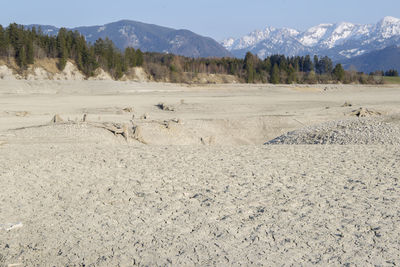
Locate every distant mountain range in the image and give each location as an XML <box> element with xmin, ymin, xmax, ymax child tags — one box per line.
<box><xmin>341</xmin><ymin>45</ymin><xmax>400</xmax><ymax>73</ymax></box>
<box><xmin>28</xmin><ymin>20</ymin><xmax>231</xmax><ymax>58</ymax></box>
<box><xmin>222</xmin><ymin>16</ymin><xmax>400</xmax><ymax>62</ymax></box>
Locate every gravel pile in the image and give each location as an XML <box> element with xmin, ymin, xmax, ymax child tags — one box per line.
<box><xmin>265</xmin><ymin>115</ymin><xmax>400</xmax><ymax>145</ymax></box>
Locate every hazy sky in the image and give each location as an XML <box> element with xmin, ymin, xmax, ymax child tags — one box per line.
<box><xmin>1</xmin><ymin>0</ymin><xmax>400</xmax><ymax>40</ymax></box>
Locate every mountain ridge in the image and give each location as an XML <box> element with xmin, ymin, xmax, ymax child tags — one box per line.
<box><xmin>341</xmin><ymin>45</ymin><xmax>400</xmax><ymax>73</ymax></box>
<box><xmin>223</xmin><ymin>16</ymin><xmax>400</xmax><ymax>60</ymax></box>
<box><xmin>27</xmin><ymin>20</ymin><xmax>232</xmax><ymax>58</ymax></box>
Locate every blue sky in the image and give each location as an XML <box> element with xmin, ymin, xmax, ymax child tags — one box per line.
<box><xmin>1</xmin><ymin>0</ymin><xmax>400</xmax><ymax>40</ymax></box>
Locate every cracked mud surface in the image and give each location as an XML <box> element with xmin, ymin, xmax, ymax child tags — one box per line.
<box><xmin>1</xmin><ymin>144</ymin><xmax>399</xmax><ymax>266</ymax></box>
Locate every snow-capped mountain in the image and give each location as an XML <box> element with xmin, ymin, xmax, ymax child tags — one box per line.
<box><xmin>223</xmin><ymin>16</ymin><xmax>400</xmax><ymax>60</ymax></box>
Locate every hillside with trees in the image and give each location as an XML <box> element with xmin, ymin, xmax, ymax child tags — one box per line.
<box><xmin>0</xmin><ymin>23</ymin><xmax>387</xmax><ymax>84</ymax></box>
<box><xmin>28</xmin><ymin>20</ymin><xmax>232</xmax><ymax>58</ymax></box>
<box><xmin>341</xmin><ymin>46</ymin><xmax>400</xmax><ymax>74</ymax></box>
<box><xmin>0</xmin><ymin>23</ymin><xmax>144</xmax><ymax>79</ymax></box>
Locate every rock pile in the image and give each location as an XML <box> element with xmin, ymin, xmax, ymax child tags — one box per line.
<box><xmin>265</xmin><ymin>116</ymin><xmax>400</xmax><ymax>145</ymax></box>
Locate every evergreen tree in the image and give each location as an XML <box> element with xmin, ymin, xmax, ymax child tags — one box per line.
<box><xmin>332</xmin><ymin>64</ymin><xmax>345</xmax><ymax>81</ymax></box>
<box><xmin>263</xmin><ymin>58</ymin><xmax>272</xmax><ymax>73</ymax></box>
<box><xmin>384</xmin><ymin>69</ymin><xmax>399</xmax><ymax>77</ymax></box>
<box><xmin>319</xmin><ymin>56</ymin><xmax>333</xmax><ymax>74</ymax></box>
<box><xmin>0</xmin><ymin>25</ymin><xmax>6</xmax><ymax>56</ymax></box>
<box><xmin>228</xmin><ymin>61</ymin><xmax>236</xmax><ymax>75</ymax></box>
<box><xmin>303</xmin><ymin>55</ymin><xmax>313</xmax><ymax>73</ymax></box>
<box><xmin>313</xmin><ymin>55</ymin><xmax>319</xmax><ymax>73</ymax></box>
<box><xmin>135</xmin><ymin>49</ymin><xmax>144</xmax><ymax>66</ymax></box>
<box><xmin>26</xmin><ymin>39</ymin><xmax>34</xmax><ymax>64</ymax></box>
<box><xmin>57</xmin><ymin>28</ymin><xmax>68</xmax><ymax>70</ymax></box>
<box><xmin>17</xmin><ymin>46</ymin><xmax>27</xmax><ymax>69</ymax></box>
<box><xmin>244</xmin><ymin>52</ymin><xmax>255</xmax><ymax>83</ymax></box>
<box><xmin>125</xmin><ymin>47</ymin><xmax>137</xmax><ymax>67</ymax></box>
<box><xmin>270</xmin><ymin>63</ymin><xmax>280</xmax><ymax>84</ymax></box>
<box><xmin>287</xmin><ymin>65</ymin><xmax>296</xmax><ymax>84</ymax></box>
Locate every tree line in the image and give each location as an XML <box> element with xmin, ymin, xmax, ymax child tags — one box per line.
<box><xmin>371</xmin><ymin>69</ymin><xmax>399</xmax><ymax>77</ymax></box>
<box><xmin>0</xmin><ymin>23</ymin><xmax>393</xmax><ymax>84</ymax></box>
<box><xmin>143</xmin><ymin>51</ymin><xmax>378</xmax><ymax>84</ymax></box>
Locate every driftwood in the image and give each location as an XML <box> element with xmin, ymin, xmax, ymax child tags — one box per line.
<box><xmin>50</xmin><ymin>114</ymin><xmax>64</xmax><ymax>124</ymax></box>
<box><xmin>200</xmin><ymin>136</ymin><xmax>215</xmax><ymax>145</ymax></box>
<box><xmin>341</xmin><ymin>101</ymin><xmax>353</xmax><ymax>107</ymax></box>
<box><xmin>349</xmin><ymin>107</ymin><xmax>382</xmax><ymax>117</ymax></box>
<box><xmin>123</xmin><ymin>107</ymin><xmax>134</xmax><ymax>113</ymax></box>
<box><xmin>131</xmin><ymin>125</ymin><xmax>147</xmax><ymax>144</ymax></box>
<box><xmin>87</xmin><ymin>122</ymin><xmax>130</xmax><ymax>140</ymax></box>
<box><xmin>87</xmin><ymin>121</ymin><xmax>147</xmax><ymax>144</ymax></box>
<box><xmin>161</xmin><ymin>118</ymin><xmax>182</xmax><ymax>129</ymax></box>
<box><xmin>11</xmin><ymin>114</ymin><xmax>148</xmax><ymax>144</ymax></box>
<box><xmin>156</xmin><ymin>102</ymin><xmax>175</xmax><ymax>111</ymax></box>
<box><xmin>15</xmin><ymin>111</ymin><xmax>29</xmax><ymax>117</ymax></box>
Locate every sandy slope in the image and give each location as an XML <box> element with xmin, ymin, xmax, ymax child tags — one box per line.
<box><xmin>0</xmin><ymin>81</ymin><xmax>400</xmax><ymax>266</ymax></box>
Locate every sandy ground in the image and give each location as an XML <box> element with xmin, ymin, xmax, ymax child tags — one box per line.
<box><xmin>1</xmin><ymin>81</ymin><xmax>400</xmax><ymax>145</ymax></box>
<box><xmin>0</xmin><ymin>81</ymin><xmax>400</xmax><ymax>266</ymax></box>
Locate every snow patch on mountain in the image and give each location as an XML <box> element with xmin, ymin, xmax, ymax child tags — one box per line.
<box><xmin>169</xmin><ymin>35</ymin><xmax>186</xmax><ymax>48</ymax></box>
<box><xmin>221</xmin><ymin>38</ymin><xmax>235</xmax><ymax>49</ymax></box>
<box><xmin>118</xmin><ymin>26</ymin><xmax>140</xmax><ymax>47</ymax></box>
<box><xmin>339</xmin><ymin>48</ymin><xmax>366</xmax><ymax>58</ymax></box>
<box><xmin>298</xmin><ymin>24</ymin><xmax>333</xmax><ymax>47</ymax></box>
<box><xmin>321</xmin><ymin>23</ymin><xmax>356</xmax><ymax>48</ymax></box>
<box><xmin>222</xmin><ymin>27</ymin><xmax>299</xmax><ymax>51</ymax></box>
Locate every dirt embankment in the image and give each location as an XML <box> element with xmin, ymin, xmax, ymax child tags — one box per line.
<box><xmin>0</xmin><ymin>59</ymin><xmax>241</xmax><ymax>84</ymax></box>
<box><xmin>0</xmin><ymin>59</ymin><xmax>149</xmax><ymax>82</ymax></box>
